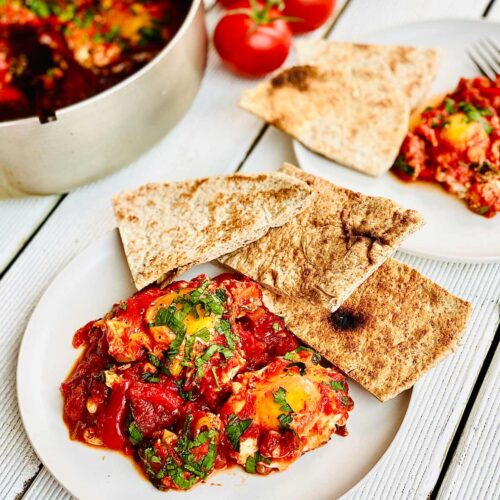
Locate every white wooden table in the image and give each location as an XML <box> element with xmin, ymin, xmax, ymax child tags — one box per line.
<box><xmin>1</xmin><ymin>1</ymin><xmax>499</xmax><ymax>498</ymax></box>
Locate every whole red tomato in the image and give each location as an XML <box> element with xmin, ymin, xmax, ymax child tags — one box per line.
<box><xmin>283</xmin><ymin>0</ymin><xmax>336</xmax><ymax>32</ymax></box>
<box><xmin>213</xmin><ymin>0</ymin><xmax>292</xmax><ymax>77</ymax></box>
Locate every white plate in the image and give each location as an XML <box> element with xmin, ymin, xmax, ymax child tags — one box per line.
<box><xmin>294</xmin><ymin>19</ymin><xmax>500</xmax><ymax>263</ymax></box>
<box><xmin>18</xmin><ymin>230</ymin><xmax>412</xmax><ymax>500</ymax></box>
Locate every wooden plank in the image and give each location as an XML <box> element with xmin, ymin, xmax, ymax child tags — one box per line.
<box><xmin>6</xmin><ymin>4</ymin><xmax>349</xmax><ymax>500</ymax></box>
<box><xmin>437</xmin><ymin>346</ymin><xmax>500</xmax><ymax>500</ymax></box>
<box><xmin>0</xmin><ymin>196</ymin><xmax>59</xmax><ymax>275</ymax></box>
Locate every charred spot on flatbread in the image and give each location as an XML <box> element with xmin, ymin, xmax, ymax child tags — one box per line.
<box><xmin>329</xmin><ymin>308</ymin><xmax>366</xmax><ymax>331</ymax></box>
<box><xmin>270</xmin><ymin>66</ymin><xmax>319</xmax><ymax>92</ymax></box>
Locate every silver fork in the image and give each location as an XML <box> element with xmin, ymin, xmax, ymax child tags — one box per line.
<box><xmin>467</xmin><ymin>38</ymin><xmax>499</xmax><ymax>79</ymax></box>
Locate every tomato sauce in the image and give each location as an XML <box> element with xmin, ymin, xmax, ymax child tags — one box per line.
<box><xmin>62</xmin><ymin>273</ymin><xmax>349</xmax><ymax>491</ymax></box>
<box><xmin>0</xmin><ymin>0</ymin><xmax>189</xmax><ymax>121</ymax></box>
<box><xmin>392</xmin><ymin>76</ymin><xmax>499</xmax><ymax>217</ymax></box>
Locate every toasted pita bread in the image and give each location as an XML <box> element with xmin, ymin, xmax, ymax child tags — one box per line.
<box><xmin>240</xmin><ymin>64</ymin><xmax>409</xmax><ymax>176</ymax></box>
<box><xmin>113</xmin><ymin>172</ymin><xmax>315</xmax><ymax>290</ymax></box>
<box><xmin>261</xmin><ymin>258</ymin><xmax>471</xmax><ymax>401</ymax></box>
<box><xmin>297</xmin><ymin>40</ymin><xmax>441</xmax><ymax>109</ymax></box>
<box><xmin>219</xmin><ymin>164</ymin><xmax>423</xmax><ymax>311</ymax></box>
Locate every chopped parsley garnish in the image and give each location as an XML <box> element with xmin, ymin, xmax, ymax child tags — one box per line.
<box><xmin>128</xmin><ymin>421</ymin><xmax>143</xmax><ymax>445</ymax></box>
<box><xmin>273</xmin><ymin>387</ymin><xmax>295</xmax><ymax>429</ymax></box>
<box><xmin>458</xmin><ymin>101</ymin><xmax>493</xmax><ymax>134</ymax></box>
<box><xmin>215</xmin><ymin>288</ymin><xmax>227</xmax><ymax>302</ymax></box>
<box><xmin>155</xmin><ymin>304</ymin><xmax>189</xmax><ymax>333</ymax></box>
<box><xmin>118</xmin><ymin>301</ymin><xmax>127</xmax><ymax>311</ymax></box>
<box><xmin>277</xmin><ymin>413</ymin><xmax>293</xmax><ymax>429</ymax></box>
<box><xmin>151</xmin><ymin>416</ymin><xmax>219</xmax><ymax>488</ymax></box>
<box><xmin>142</xmin><ymin>372</ymin><xmax>160</xmax><ymax>383</ymax></box>
<box><xmin>283</xmin><ymin>346</ymin><xmax>321</xmax><ymax>364</ymax></box>
<box><xmin>211</xmin><ymin>367</ymin><xmax>221</xmax><ymax>389</ymax></box>
<box><xmin>195</xmin><ymin>327</ymin><xmax>211</xmax><ymax>342</ymax></box>
<box><xmin>175</xmin><ymin>379</ymin><xmax>195</xmax><ymax>401</ymax></box>
<box><xmin>147</xmin><ymin>353</ymin><xmax>162</xmax><ymax>368</ymax></box>
<box><xmin>216</xmin><ymin>320</ymin><xmax>238</xmax><ymax>350</ymax></box>
<box><xmin>26</xmin><ymin>0</ymin><xmax>51</xmax><ymax>18</ymax></box>
<box><xmin>330</xmin><ymin>380</ymin><xmax>346</xmax><ymax>391</ymax></box>
<box><xmin>154</xmin><ymin>304</ymin><xmax>190</xmax><ymax>360</ymax></box>
<box><xmin>103</xmin><ymin>25</ymin><xmax>121</xmax><ymax>43</ymax></box>
<box><xmin>341</xmin><ymin>396</ymin><xmax>350</xmax><ymax>406</ymax></box>
<box><xmin>393</xmin><ymin>155</ymin><xmax>415</xmax><ymax>176</ymax></box>
<box><xmin>476</xmin><ymin>206</ymin><xmax>490</xmax><ymax>215</ymax></box>
<box><xmin>444</xmin><ymin>98</ymin><xmax>456</xmax><ymax>114</ymax></box>
<box><xmin>273</xmin><ymin>387</ymin><xmax>293</xmax><ymax>413</ymax></box>
<box><xmin>245</xmin><ymin>451</ymin><xmax>271</xmax><ymax>473</ymax></box>
<box><xmin>188</xmin><ymin>281</ymin><xmax>211</xmax><ymax>303</ymax></box>
<box><xmin>272</xmin><ymin>322</ymin><xmax>280</xmax><ymax>332</ymax></box>
<box><xmin>195</xmin><ymin>344</ymin><xmax>233</xmax><ymax>378</ymax></box>
<box><xmin>225</xmin><ymin>414</ymin><xmax>252</xmax><ymax>451</ymax></box>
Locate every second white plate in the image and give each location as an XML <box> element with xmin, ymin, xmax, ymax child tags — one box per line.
<box><xmin>294</xmin><ymin>19</ymin><xmax>500</xmax><ymax>263</ymax></box>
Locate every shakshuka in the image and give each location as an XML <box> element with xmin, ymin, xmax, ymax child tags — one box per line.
<box><xmin>61</xmin><ymin>274</ymin><xmax>353</xmax><ymax>491</ymax></box>
<box><xmin>392</xmin><ymin>76</ymin><xmax>499</xmax><ymax>218</ymax></box>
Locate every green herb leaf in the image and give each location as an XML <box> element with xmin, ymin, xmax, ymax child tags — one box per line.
<box><xmin>444</xmin><ymin>98</ymin><xmax>456</xmax><ymax>114</ymax></box>
<box><xmin>147</xmin><ymin>353</ymin><xmax>162</xmax><ymax>368</ymax></box>
<box><xmin>26</xmin><ymin>0</ymin><xmax>51</xmax><ymax>18</ymax></box>
<box><xmin>225</xmin><ymin>414</ymin><xmax>252</xmax><ymax>451</ymax></box>
<box><xmin>341</xmin><ymin>395</ymin><xmax>350</xmax><ymax>406</ymax></box>
<box><xmin>272</xmin><ymin>322</ymin><xmax>280</xmax><ymax>332</ymax></box>
<box><xmin>245</xmin><ymin>451</ymin><xmax>271</xmax><ymax>473</ymax></box>
<box><xmin>194</xmin><ymin>327</ymin><xmax>211</xmax><ymax>342</ymax></box>
<box><xmin>393</xmin><ymin>155</ymin><xmax>415</xmax><ymax>176</ymax></box>
<box><xmin>142</xmin><ymin>372</ymin><xmax>160</xmax><ymax>383</ymax></box>
<box><xmin>283</xmin><ymin>346</ymin><xmax>321</xmax><ymax>364</ymax></box>
<box><xmin>476</xmin><ymin>206</ymin><xmax>490</xmax><ymax>215</ymax></box>
<box><xmin>458</xmin><ymin>101</ymin><xmax>493</xmax><ymax>134</ymax></box>
<box><xmin>164</xmin><ymin>457</ymin><xmax>198</xmax><ymax>489</ymax></box>
<box><xmin>211</xmin><ymin>367</ymin><xmax>221</xmax><ymax>389</ymax></box>
<box><xmin>200</xmin><ymin>433</ymin><xmax>218</xmax><ymax>472</ymax></box>
<box><xmin>273</xmin><ymin>387</ymin><xmax>293</xmax><ymax>413</ymax></box>
<box><xmin>330</xmin><ymin>380</ymin><xmax>346</xmax><ymax>391</ymax></box>
<box><xmin>195</xmin><ymin>344</ymin><xmax>233</xmax><ymax>377</ymax></box>
<box><xmin>215</xmin><ymin>288</ymin><xmax>227</xmax><ymax>302</ymax></box>
<box><xmin>128</xmin><ymin>421</ymin><xmax>143</xmax><ymax>445</ymax></box>
<box><xmin>277</xmin><ymin>413</ymin><xmax>293</xmax><ymax>428</ymax></box>
<box><xmin>216</xmin><ymin>320</ymin><xmax>238</xmax><ymax>350</ymax></box>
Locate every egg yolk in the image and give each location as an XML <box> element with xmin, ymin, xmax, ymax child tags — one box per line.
<box><xmin>253</xmin><ymin>374</ymin><xmax>320</xmax><ymax>430</ymax></box>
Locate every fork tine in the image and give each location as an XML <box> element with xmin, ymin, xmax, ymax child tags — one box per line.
<box><xmin>485</xmin><ymin>37</ymin><xmax>500</xmax><ymax>55</ymax></box>
<box><xmin>478</xmin><ymin>40</ymin><xmax>500</xmax><ymax>71</ymax></box>
<box><xmin>467</xmin><ymin>48</ymin><xmax>496</xmax><ymax>79</ymax></box>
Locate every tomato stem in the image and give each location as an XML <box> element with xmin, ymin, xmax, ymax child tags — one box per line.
<box><xmin>226</xmin><ymin>0</ymin><xmax>298</xmax><ymax>26</ymax></box>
